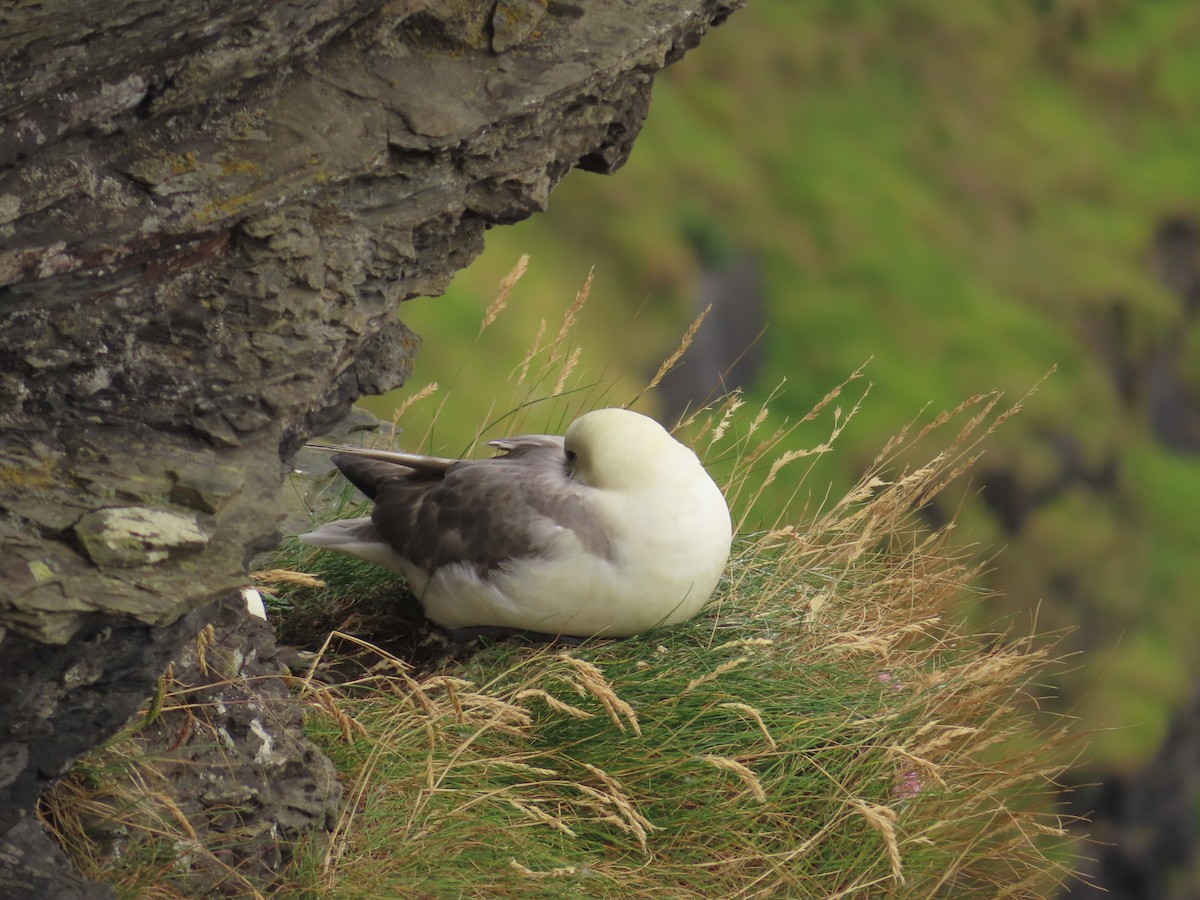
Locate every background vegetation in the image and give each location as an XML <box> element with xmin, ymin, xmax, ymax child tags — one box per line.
<box><xmin>370</xmin><ymin>0</ymin><xmax>1200</xmax><ymax>772</ymax></box>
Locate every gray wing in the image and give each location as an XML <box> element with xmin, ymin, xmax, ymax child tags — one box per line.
<box><xmin>310</xmin><ymin>443</ymin><xmax>458</xmax><ymax>477</ymax></box>
<box><xmin>326</xmin><ymin>434</ymin><xmax>611</xmax><ymax>577</ymax></box>
<box><xmin>316</xmin><ymin>435</ymin><xmax>563</xmax><ymax>500</ymax></box>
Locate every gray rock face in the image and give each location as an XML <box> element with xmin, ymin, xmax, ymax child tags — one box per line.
<box><xmin>0</xmin><ymin>818</ymin><xmax>115</xmax><ymax>900</ymax></box>
<box><xmin>40</xmin><ymin>595</ymin><xmax>343</xmax><ymax>896</ymax></box>
<box><xmin>0</xmin><ymin>602</ymin><xmax>218</xmax><ymax>899</ymax></box>
<box><xmin>0</xmin><ymin>0</ymin><xmax>742</xmax><ymax>889</ymax></box>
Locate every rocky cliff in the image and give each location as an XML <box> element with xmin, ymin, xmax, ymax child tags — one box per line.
<box><xmin>0</xmin><ymin>1</ymin><xmax>742</xmax><ymax>893</ymax></box>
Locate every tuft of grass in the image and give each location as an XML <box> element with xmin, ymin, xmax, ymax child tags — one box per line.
<box><xmin>44</xmin><ymin>265</ymin><xmax>1081</xmax><ymax>897</ymax></box>
<box><xmin>272</xmin><ymin>381</ymin><xmax>1079</xmax><ymax>897</ymax></box>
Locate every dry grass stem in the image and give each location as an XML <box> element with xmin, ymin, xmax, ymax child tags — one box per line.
<box><xmin>849</xmin><ymin>800</ymin><xmax>904</xmax><ymax>885</ymax></box>
<box><xmin>388</xmin><ymin>381</ymin><xmax>439</xmax><ymax>442</ymax></box>
<box><xmin>646</xmin><ymin>303</ymin><xmax>712</xmax><ymax>393</ymax></box>
<box><xmin>549</xmin><ymin>267</ymin><xmax>592</xmax><ymax>359</ymax></box>
<box><xmin>551</xmin><ymin>345</ymin><xmax>582</xmax><ymax>396</ymax></box>
<box><xmin>249</xmin><ymin>568</ymin><xmax>326</xmax><ymax>588</ymax></box>
<box><xmin>479</xmin><ymin>253</ymin><xmax>528</xmax><ymax>335</ymax></box>
<box><xmin>558</xmin><ymin>653</ymin><xmax>641</xmax><ymax>736</ymax></box>
<box><xmin>516</xmin><ymin>318</ymin><xmax>548</xmax><ymax>385</ymax></box>
<box><xmin>683</xmin><ymin>655</ymin><xmax>753</xmax><ymax>693</ymax></box>
<box><xmin>701</xmin><ymin>755</ymin><xmax>768</xmax><ymax>802</ymax></box>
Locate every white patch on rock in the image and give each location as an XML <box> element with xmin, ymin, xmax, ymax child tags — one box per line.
<box><xmin>249</xmin><ymin>717</ymin><xmax>283</xmax><ymax>766</ymax></box>
<box><xmin>241</xmin><ymin>587</ymin><xmax>267</xmax><ymax>620</ymax></box>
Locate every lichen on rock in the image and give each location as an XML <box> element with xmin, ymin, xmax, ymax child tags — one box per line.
<box><xmin>72</xmin><ymin>507</ymin><xmax>211</xmax><ymax>568</ymax></box>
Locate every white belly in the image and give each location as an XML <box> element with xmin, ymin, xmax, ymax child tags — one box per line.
<box><xmin>419</xmin><ymin>474</ymin><xmax>732</xmax><ymax>637</ymax></box>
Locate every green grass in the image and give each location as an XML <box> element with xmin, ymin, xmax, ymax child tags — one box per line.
<box><xmin>280</xmin><ymin>592</ymin><xmax>1068</xmax><ymax>898</ymax></box>
<box><xmin>268</xmin><ymin>381</ymin><xmax>1079</xmax><ymax>897</ymax></box>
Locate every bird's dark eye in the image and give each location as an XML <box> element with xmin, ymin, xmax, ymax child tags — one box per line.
<box><xmin>565</xmin><ymin>449</ymin><xmax>577</xmax><ymax>464</ymax></box>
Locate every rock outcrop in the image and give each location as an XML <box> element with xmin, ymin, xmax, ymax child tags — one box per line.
<box><xmin>0</xmin><ymin>0</ymin><xmax>742</xmax><ymax>892</ymax></box>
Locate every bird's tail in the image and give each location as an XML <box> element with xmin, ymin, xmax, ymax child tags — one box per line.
<box><xmin>297</xmin><ymin>516</ymin><xmax>380</xmax><ymax>550</ymax></box>
<box><xmin>298</xmin><ymin>517</ymin><xmax>414</xmax><ymax>579</ymax></box>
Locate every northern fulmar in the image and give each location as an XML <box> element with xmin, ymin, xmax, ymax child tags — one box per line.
<box><xmin>299</xmin><ymin>408</ymin><xmax>733</xmax><ymax>639</ymax></box>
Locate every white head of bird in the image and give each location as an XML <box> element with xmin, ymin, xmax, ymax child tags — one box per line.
<box><xmin>563</xmin><ymin>407</ymin><xmax>707</xmax><ymax>492</ymax></box>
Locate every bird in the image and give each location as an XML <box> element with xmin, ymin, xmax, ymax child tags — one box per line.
<box><xmin>298</xmin><ymin>407</ymin><xmax>733</xmax><ymax>640</ymax></box>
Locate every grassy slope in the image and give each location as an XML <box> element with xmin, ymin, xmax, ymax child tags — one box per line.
<box><xmin>273</xmin><ymin>388</ymin><xmax>1078</xmax><ymax>897</ymax></box>
<box><xmin>370</xmin><ymin>0</ymin><xmax>1200</xmax><ymax>769</ymax></box>
<box><xmin>45</xmin><ymin>388</ymin><xmax>1078</xmax><ymax>898</ymax></box>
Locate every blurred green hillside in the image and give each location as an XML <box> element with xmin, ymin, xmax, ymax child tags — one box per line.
<box><xmin>365</xmin><ymin>0</ymin><xmax>1200</xmax><ymax>772</ymax></box>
